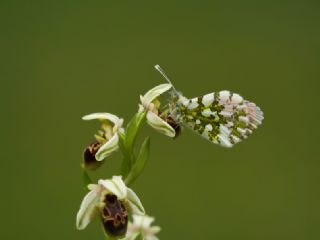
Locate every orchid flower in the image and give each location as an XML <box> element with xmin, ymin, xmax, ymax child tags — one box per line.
<box><xmin>139</xmin><ymin>84</ymin><xmax>176</xmax><ymax>138</ymax></box>
<box><xmin>76</xmin><ymin>176</ymin><xmax>145</xmax><ymax>238</ymax></box>
<box><xmin>82</xmin><ymin>113</ymin><xmax>124</xmax><ymax>169</ymax></box>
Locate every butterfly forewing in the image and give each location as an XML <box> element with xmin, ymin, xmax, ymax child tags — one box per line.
<box><xmin>174</xmin><ymin>90</ymin><xmax>263</xmax><ymax>147</ymax></box>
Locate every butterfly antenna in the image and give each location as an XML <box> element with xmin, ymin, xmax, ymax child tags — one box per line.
<box><xmin>154</xmin><ymin>64</ymin><xmax>177</xmax><ymax>91</ymax></box>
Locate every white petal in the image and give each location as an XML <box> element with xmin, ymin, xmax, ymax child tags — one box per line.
<box><xmin>98</xmin><ymin>176</ymin><xmax>127</xmax><ymax>200</ymax></box>
<box><xmin>125</xmin><ymin>188</ymin><xmax>145</xmax><ymax>215</ymax></box>
<box><xmin>124</xmin><ymin>232</ymin><xmax>140</xmax><ymax>240</ymax></box>
<box><xmin>119</xmin><ymin>127</ymin><xmax>125</xmax><ymax>134</ymax></box>
<box><xmin>146</xmin><ymin>111</ymin><xmax>176</xmax><ymax>138</ymax></box>
<box><xmin>138</xmin><ymin>104</ymin><xmax>145</xmax><ymax>113</ymax></box>
<box><xmin>76</xmin><ymin>188</ymin><xmax>102</xmax><ymax>230</ymax></box>
<box><xmin>149</xmin><ymin>226</ymin><xmax>161</xmax><ymax>235</ymax></box>
<box><xmin>132</xmin><ymin>215</ymin><xmax>154</xmax><ymax>228</ymax></box>
<box><xmin>147</xmin><ymin>235</ymin><xmax>160</xmax><ymax>240</ymax></box>
<box><xmin>113</xmin><ymin>118</ymin><xmax>124</xmax><ymax>133</ymax></box>
<box><xmin>87</xmin><ymin>184</ymin><xmax>99</xmax><ymax>191</ymax></box>
<box><xmin>95</xmin><ymin>134</ymin><xmax>119</xmax><ymax>161</ymax></box>
<box><xmin>82</xmin><ymin>112</ymin><xmax>121</xmax><ymax>125</ymax></box>
<box><xmin>141</xmin><ymin>84</ymin><xmax>172</xmax><ymax>106</ymax></box>
<box><xmin>127</xmin><ymin>215</ymin><xmax>161</xmax><ymax>240</ymax></box>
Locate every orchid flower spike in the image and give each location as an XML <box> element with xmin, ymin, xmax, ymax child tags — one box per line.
<box><xmin>76</xmin><ymin>176</ymin><xmax>145</xmax><ymax>238</ymax></box>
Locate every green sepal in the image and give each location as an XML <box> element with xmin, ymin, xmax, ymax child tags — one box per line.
<box><xmin>125</xmin><ymin>137</ymin><xmax>150</xmax><ymax>185</ymax></box>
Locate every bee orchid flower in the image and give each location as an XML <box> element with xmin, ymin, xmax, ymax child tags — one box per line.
<box><xmin>139</xmin><ymin>84</ymin><xmax>176</xmax><ymax>138</ymax></box>
<box><xmin>76</xmin><ymin>176</ymin><xmax>145</xmax><ymax>238</ymax></box>
<box><xmin>82</xmin><ymin>113</ymin><xmax>124</xmax><ymax>169</ymax></box>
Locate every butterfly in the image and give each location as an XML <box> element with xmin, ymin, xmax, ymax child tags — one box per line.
<box><xmin>155</xmin><ymin>65</ymin><xmax>264</xmax><ymax>147</ymax></box>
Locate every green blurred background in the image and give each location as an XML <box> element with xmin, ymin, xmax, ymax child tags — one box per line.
<box><xmin>1</xmin><ymin>1</ymin><xmax>319</xmax><ymax>239</ymax></box>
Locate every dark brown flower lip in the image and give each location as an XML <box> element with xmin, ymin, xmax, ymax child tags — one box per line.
<box><xmin>83</xmin><ymin>141</ymin><xmax>104</xmax><ymax>170</ymax></box>
<box><xmin>102</xmin><ymin>194</ymin><xmax>128</xmax><ymax>238</ymax></box>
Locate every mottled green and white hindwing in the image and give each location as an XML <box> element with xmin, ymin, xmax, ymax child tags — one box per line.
<box><xmin>174</xmin><ymin>90</ymin><xmax>264</xmax><ymax>147</ymax></box>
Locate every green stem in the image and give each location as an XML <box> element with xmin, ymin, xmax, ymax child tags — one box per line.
<box><xmin>119</xmin><ymin>111</ymin><xmax>146</xmax><ymax>181</ymax></box>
